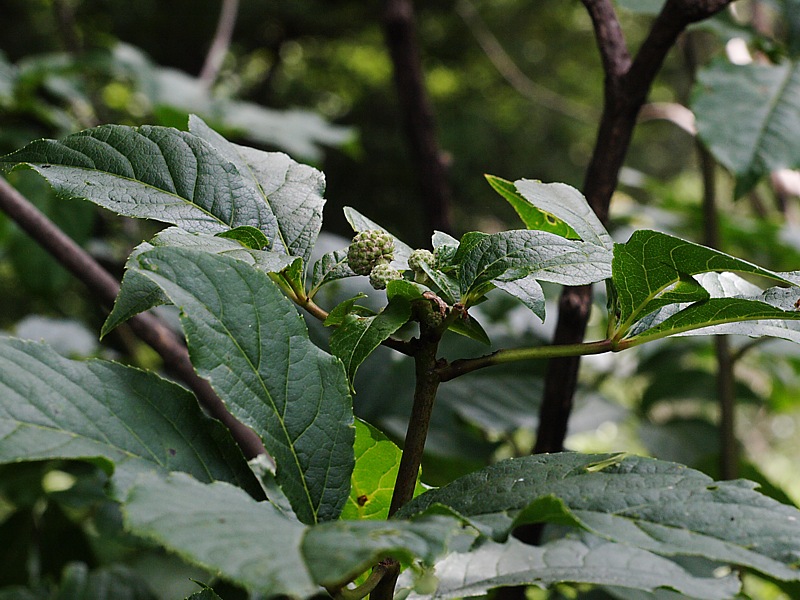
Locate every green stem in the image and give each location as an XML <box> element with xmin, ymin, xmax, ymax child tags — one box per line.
<box><xmin>437</xmin><ymin>339</ymin><xmax>613</xmax><ymax>382</ymax></box>
<box><xmin>331</xmin><ymin>561</ymin><xmax>391</xmax><ymax>600</ymax></box>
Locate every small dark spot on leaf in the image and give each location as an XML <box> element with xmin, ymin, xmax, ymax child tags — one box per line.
<box><xmin>218</xmin><ymin>517</ymin><xmax>226</xmax><ymax>524</ymax></box>
<box><xmin>41</xmin><ymin>164</ymin><xmax>51</xmax><ymax>168</ymax></box>
<box><xmin>168</xmin><ymin>448</ymin><xmax>176</xmax><ymax>456</ymax></box>
<box><xmin>545</xmin><ymin>214</ymin><xmax>557</xmax><ymax>225</ymax></box>
<box><xmin>357</xmin><ymin>494</ymin><xmax>368</xmax><ymax>506</ymax></box>
<box><xmin>730</xmin><ymin>516</ymin><xmax>735</xmax><ymax>521</ymax></box>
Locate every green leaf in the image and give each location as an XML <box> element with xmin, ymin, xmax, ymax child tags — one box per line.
<box><xmin>693</xmin><ymin>59</ymin><xmax>800</xmax><ymax>190</ymax></box>
<box><xmin>309</xmin><ymin>248</ymin><xmax>355</xmax><ymax>296</ymax></box>
<box><xmin>419</xmin><ymin>261</ymin><xmax>460</xmax><ymax>304</ymax></box>
<box><xmin>409</xmin><ymin>534</ymin><xmax>740</xmax><ymax>600</ymax></box>
<box><xmin>102</xmin><ymin>228</ymin><xmax>296</xmax><ymax>337</ymax></box>
<box><xmin>456</xmin><ymin>230</ymin><xmax>612</xmax><ymax>305</ymax></box>
<box><xmin>303</xmin><ymin>516</ymin><xmax>458</xmax><ymax>588</ymax></box>
<box><xmin>446</xmin><ymin>313</ymin><xmax>491</xmax><ymax>345</ymax></box>
<box><xmin>493</xmin><ymin>275</ymin><xmax>546</xmax><ymax>321</ymax></box>
<box><xmin>0</xmin><ymin>124</ymin><xmax>279</xmax><ymax>235</ymax></box>
<box><xmin>612</xmin><ymin>230</ymin><xmax>796</xmax><ymax>338</ymax></box>
<box><xmin>324</xmin><ymin>294</ymin><xmax>370</xmax><ymax>326</ymax></box>
<box><xmin>0</xmin><ymin>337</ymin><xmax>261</xmax><ymax>497</ymax></box>
<box><xmin>399</xmin><ymin>453</ymin><xmax>800</xmax><ymax>581</ymax></box>
<box><xmin>215</xmin><ymin>225</ymin><xmax>271</xmax><ymax>250</ymax></box>
<box><xmin>189</xmin><ymin>115</ymin><xmax>327</xmax><ymax>265</ymax></box>
<box><xmin>123</xmin><ymin>472</ymin><xmax>461</xmax><ymax>596</ymax></box>
<box><xmin>485</xmin><ymin>175</ymin><xmax>579</xmax><ymax>240</ymax></box>
<box><xmin>514</xmin><ymin>179</ymin><xmax>613</xmax><ymax>250</ymax></box>
<box><xmin>341</xmin><ymin>419</ymin><xmax>423</xmax><ymax>521</ymax></box>
<box><xmin>386</xmin><ymin>279</ymin><xmax>427</xmax><ymax>302</ymax></box>
<box><xmin>123</xmin><ymin>472</ymin><xmax>318</xmax><ymax>598</ymax></box>
<box><xmin>135</xmin><ymin>247</ymin><xmax>354</xmax><ymax>524</ymax></box>
<box><xmin>626</xmin><ymin>296</ymin><xmax>800</xmax><ymax>346</ymax></box>
<box><xmin>343</xmin><ymin>206</ymin><xmax>414</xmax><ymax>266</ymax></box>
<box><xmin>330</xmin><ymin>297</ymin><xmax>412</xmax><ymax>386</ymax></box>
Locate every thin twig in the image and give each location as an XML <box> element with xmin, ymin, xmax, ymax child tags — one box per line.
<box><xmin>456</xmin><ymin>0</ymin><xmax>597</xmax><ymax>123</ymax></box>
<box><xmin>0</xmin><ymin>176</ymin><xmax>267</xmax><ymax>461</ymax></box>
<box><xmin>199</xmin><ymin>0</ymin><xmax>240</xmax><ymax>86</ymax></box>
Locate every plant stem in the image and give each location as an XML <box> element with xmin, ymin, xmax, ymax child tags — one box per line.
<box><xmin>438</xmin><ymin>339</ymin><xmax>612</xmax><ymax>382</ymax></box>
<box><xmin>331</xmin><ymin>561</ymin><xmax>391</xmax><ymax>600</ymax></box>
<box><xmin>698</xmin><ymin>140</ymin><xmax>738</xmax><ymax>480</ymax></box>
<box><xmin>0</xmin><ymin>176</ymin><xmax>268</xmax><ymax>462</ymax></box>
<box><xmin>370</xmin><ymin>300</ymin><xmax>445</xmax><ymax>600</ymax></box>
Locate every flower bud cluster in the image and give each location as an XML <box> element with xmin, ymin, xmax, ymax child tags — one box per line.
<box><xmin>346</xmin><ymin>230</ymin><xmax>401</xmax><ymax>289</ymax></box>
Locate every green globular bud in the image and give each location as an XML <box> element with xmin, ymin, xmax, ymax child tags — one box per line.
<box><xmin>368</xmin><ymin>262</ymin><xmax>402</xmax><ymax>290</ymax></box>
<box><xmin>408</xmin><ymin>249</ymin><xmax>434</xmax><ymax>273</ymax></box>
<box><xmin>347</xmin><ymin>230</ymin><xmax>395</xmax><ymax>276</ymax></box>
<box><xmin>408</xmin><ymin>248</ymin><xmax>435</xmax><ymax>285</ymax></box>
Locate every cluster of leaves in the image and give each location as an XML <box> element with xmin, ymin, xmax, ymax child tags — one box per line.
<box><xmin>2</xmin><ymin>117</ymin><xmax>800</xmax><ymax>599</ymax></box>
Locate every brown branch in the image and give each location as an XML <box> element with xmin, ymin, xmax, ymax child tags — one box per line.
<box><xmin>0</xmin><ymin>176</ymin><xmax>267</xmax><ymax>461</ymax></box>
<box><xmin>535</xmin><ymin>0</ymin><xmax>736</xmax><ymax>456</ymax></box>
<box><xmin>381</xmin><ymin>0</ymin><xmax>454</xmax><ymax>234</ymax></box>
<box><xmin>581</xmin><ymin>0</ymin><xmax>631</xmax><ymax>82</ymax></box>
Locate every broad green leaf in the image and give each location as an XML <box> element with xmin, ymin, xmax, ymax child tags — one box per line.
<box><xmin>135</xmin><ymin>247</ymin><xmax>354</xmax><ymax>524</ymax></box>
<box><xmin>405</xmin><ymin>534</ymin><xmax>740</xmax><ymax>600</ymax></box>
<box><xmin>309</xmin><ymin>248</ymin><xmax>355</xmax><ymax>296</ymax></box>
<box><xmin>303</xmin><ymin>516</ymin><xmax>458</xmax><ymax>588</ymax></box>
<box><xmin>102</xmin><ymin>228</ymin><xmax>295</xmax><ymax>336</ymax></box>
<box><xmin>124</xmin><ymin>472</ymin><xmax>318</xmax><ymax>598</ymax></box>
<box><xmin>625</xmin><ymin>296</ymin><xmax>800</xmax><ymax>346</ymax></box>
<box><xmin>343</xmin><ymin>206</ymin><xmax>413</xmax><ymax>267</ymax></box>
<box><xmin>342</xmin><ymin>419</ymin><xmax>423</xmax><ymax>521</ymax></box>
<box><xmin>0</xmin><ymin>337</ymin><xmax>261</xmax><ymax>497</ymax></box>
<box><xmin>419</xmin><ymin>261</ymin><xmax>460</xmax><ymax>304</ymax></box>
<box><xmin>215</xmin><ymin>225</ymin><xmax>270</xmax><ymax>250</ymax></box>
<box><xmin>612</xmin><ymin>230</ymin><xmax>796</xmax><ymax>337</ymax></box>
<box><xmin>386</xmin><ymin>279</ymin><xmax>427</xmax><ymax>302</ymax></box>
<box><xmin>189</xmin><ymin>115</ymin><xmax>326</xmax><ymax>265</ymax></box>
<box><xmin>447</xmin><ymin>313</ymin><xmax>491</xmax><ymax>345</ymax></box>
<box><xmin>123</xmin><ymin>472</ymin><xmax>461</xmax><ymax>596</ymax></box>
<box><xmin>625</xmin><ymin>272</ymin><xmax>800</xmax><ymax>344</ymax></box>
<box><xmin>514</xmin><ymin>180</ymin><xmax>612</xmax><ymax>250</ymax></box>
<box><xmin>693</xmin><ymin>59</ymin><xmax>800</xmax><ymax>191</ymax></box>
<box><xmin>399</xmin><ymin>453</ymin><xmax>800</xmax><ymax>581</ymax></box>
<box><xmin>330</xmin><ymin>297</ymin><xmax>412</xmax><ymax>386</ymax></box>
<box><xmin>456</xmin><ymin>230</ymin><xmax>612</xmax><ymax>304</ymax></box>
<box><xmin>0</xmin><ymin>124</ymin><xmax>277</xmax><ymax>235</ymax></box>
<box><xmin>493</xmin><ymin>275</ymin><xmax>546</xmax><ymax>321</ymax></box>
<box><xmin>485</xmin><ymin>175</ymin><xmax>579</xmax><ymax>240</ymax></box>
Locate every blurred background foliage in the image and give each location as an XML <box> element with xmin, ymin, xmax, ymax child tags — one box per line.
<box><xmin>2</xmin><ymin>1</ymin><xmax>800</xmax><ymax>599</ymax></box>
